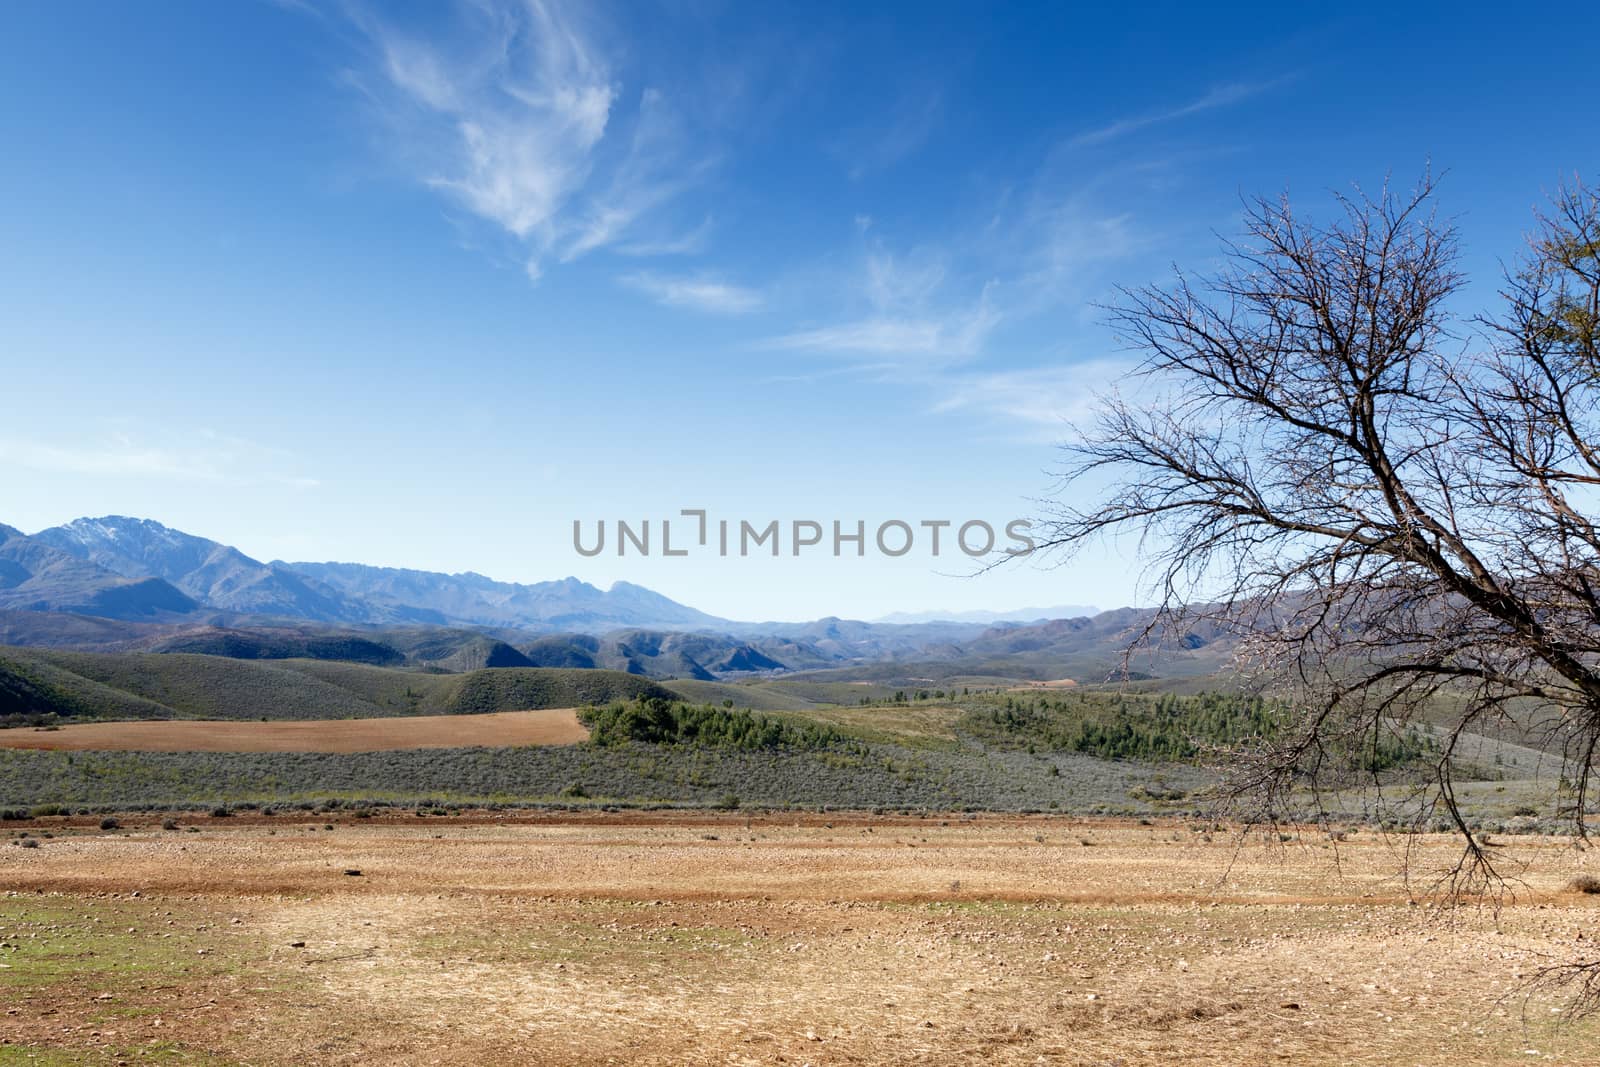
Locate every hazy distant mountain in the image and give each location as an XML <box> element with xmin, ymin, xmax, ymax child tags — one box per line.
<box><xmin>33</xmin><ymin>516</ymin><xmax>409</xmax><ymax>624</ymax></box>
<box><xmin>0</xmin><ymin>524</ymin><xmax>196</xmax><ymax>620</ymax></box>
<box><xmin>726</xmin><ymin>616</ymin><xmax>995</xmax><ymax>662</ymax></box>
<box><xmin>873</xmin><ymin>604</ymin><xmax>1098</xmax><ymax>625</ymax></box>
<box><xmin>3</xmin><ymin>516</ymin><xmax>1172</xmax><ymax>682</ymax></box>
<box><xmin>287</xmin><ymin>561</ymin><xmax>724</xmax><ymax>632</ymax></box>
<box><xmin>24</xmin><ymin>517</ymin><xmax>725</xmax><ymax>633</ymax></box>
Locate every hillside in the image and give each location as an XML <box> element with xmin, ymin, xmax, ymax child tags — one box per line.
<box><xmin>0</xmin><ymin>648</ymin><xmax>175</xmax><ymax>721</ymax></box>
<box><xmin>0</xmin><ymin>607</ymin><xmax>1244</xmax><ymax>691</ymax></box>
<box><xmin>0</xmin><ymin>647</ymin><xmax>677</xmax><ymax>722</ymax></box>
<box><xmin>0</xmin><ymin>608</ymin><xmax>176</xmax><ymax>650</ymax></box>
<box><xmin>146</xmin><ymin>628</ymin><xmax>406</xmax><ymax>666</ymax></box>
<box><xmin>522</xmin><ymin>629</ymin><xmax>791</xmax><ymax>680</ymax></box>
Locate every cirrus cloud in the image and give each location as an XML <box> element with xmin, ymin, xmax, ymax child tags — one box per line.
<box><xmin>620</xmin><ymin>271</ymin><xmax>764</xmax><ymax>314</ymax></box>
<box><xmin>350</xmin><ymin>0</ymin><xmax>711</xmax><ymax>282</ymax></box>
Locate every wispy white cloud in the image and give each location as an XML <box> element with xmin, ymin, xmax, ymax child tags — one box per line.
<box><xmin>0</xmin><ymin>431</ymin><xmax>319</xmax><ymax>488</ymax></box>
<box><xmin>931</xmin><ymin>359</ymin><xmax>1136</xmax><ymax>432</ymax></box>
<box><xmin>1068</xmin><ymin>80</ymin><xmax>1282</xmax><ymax>148</ymax></box>
<box><xmin>766</xmin><ymin>303</ymin><xmax>997</xmax><ymax>361</ymax></box>
<box><xmin>620</xmin><ymin>271</ymin><xmax>763</xmax><ymax>314</ymax></box>
<box><xmin>614</xmin><ymin>217</ymin><xmax>714</xmax><ymax>257</ymax></box>
<box><xmin>560</xmin><ymin>89</ymin><xmax>714</xmax><ymax>263</ymax></box>
<box><xmin>762</xmin><ymin>171</ymin><xmax>1153</xmax><ymax>371</ymax></box>
<box><xmin>833</xmin><ymin>86</ymin><xmax>943</xmax><ymax>179</ymax></box>
<box><xmin>753</xmin><ymin>168</ymin><xmax>1158</xmax><ymax>437</ymax></box>
<box><xmin>0</xmin><ymin>440</ymin><xmax>222</xmax><ymax>481</ymax></box>
<box><xmin>762</xmin><ymin>243</ymin><xmax>999</xmax><ymax>364</ymax></box>
<box><xmin>352</xmin><ymin>0</ymin><xmax>710</xmax><ymax>280</ymax></box>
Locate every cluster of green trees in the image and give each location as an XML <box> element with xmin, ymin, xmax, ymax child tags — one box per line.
<box><xmin>578</xmin><ymin>697</ymin><xmax>848</xmax><ymax>752</ymax></box>
<box><xmin>963</xmin><ymin>691</ymin><xmax>1434</xmax><ymax>770</ymax></box>
<box><xmin>860</xmin><ymin>688</ymin><xmax>970</xmax><ymax>706</ymax></box>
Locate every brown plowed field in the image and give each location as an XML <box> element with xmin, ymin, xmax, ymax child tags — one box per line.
<box><xmin>2</xmin><ymin>812</ymin><xmax>1598</xmax><ymax>1065</ymax></box>
<box><xmin>0</xmin><ymin>708</ymin><xmax>587</xmax><ymax>752</ymax></box>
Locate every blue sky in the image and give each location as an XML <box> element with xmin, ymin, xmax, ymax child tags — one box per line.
<box><xmin>1</xmin><ymin>1</ymin><xmax>1594</xmax><ymax>622</ymax></box>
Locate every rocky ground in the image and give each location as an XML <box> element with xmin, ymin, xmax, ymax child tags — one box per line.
<box><xmin>3</xmin><ymin>811</ymin><xmax>1599</xmax><ymax>1065</ymax></box>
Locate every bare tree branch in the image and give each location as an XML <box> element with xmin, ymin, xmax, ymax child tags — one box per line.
<box><xmin>1040</xmin><ymin>172</ymin><xmax>1600</xmax><ymax>1007</ymax></box>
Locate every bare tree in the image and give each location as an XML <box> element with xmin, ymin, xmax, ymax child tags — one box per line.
<box><xmin>1039</xmin><ymin>173</ymin><xmax>1600</xmax><ymax>999</ymax></box>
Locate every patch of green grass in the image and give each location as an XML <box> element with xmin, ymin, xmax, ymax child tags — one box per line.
<box><xmin>776</xmin><ymin>703</ymin><xmax>966</xmax><ymax>749</ymax></box>
<box><xmin>654</xmin><ymin>678</ymin><xmax>818</xmax><ymax>712</ymax></box>
<box><xmin>0</xmin><ymin>898</ymin><xmax>241</xmax><ymax>994</ymax></box>
<box><xmin>756</xmin><ymin>679</ymin><xmax>901</xmax><ymax>705</ymax></box>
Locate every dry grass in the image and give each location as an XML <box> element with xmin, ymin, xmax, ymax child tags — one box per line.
<box><xmin>1010</xmin><ymin>678</ymin><xmax>1081</xmax><ymax>690</ymax></box>
<box><xmin>0</xmin><ymin>708</ymin><xmax>587</xmax><ymax>752</ymax></box>
<box><xmin>780</xmin><ymin>701</ymin><xmax>968</xmax><ymax>745</ymax></box>
<box><xmin>2</xmin><ymin>813</ymin><xmax>1599</xmax><ymax>1065</ymax></box>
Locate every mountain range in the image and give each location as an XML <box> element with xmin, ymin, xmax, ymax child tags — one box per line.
<box><xmin>0</xmin><ymin>516</ymin><xmax>1203</xmax><ymax>685</ymax></box>
<box><xmin>19</xmin><ymin>516</ymin><xmax>723</xmax><ymax>633</ymax></box>
<box><xmin>0</xmin><ymin>522</ymin><xmax>197</xmax><ymax>619</ymax></box>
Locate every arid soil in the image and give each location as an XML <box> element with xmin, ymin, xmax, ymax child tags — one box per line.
<box><xmin>0</xmin><ymin>708</ymin><xmax>588</xmax><ymax>753</ymax></box>
<box><xmin>3</xmin><ymin>812</ymin><xmax>1598</xmax><ymax>1065</ymax></box>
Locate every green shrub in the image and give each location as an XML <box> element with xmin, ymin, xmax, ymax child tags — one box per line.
<box><xmin>960</xmin><ymin>690</ymin><xmax>1433</xmax><ymax>772</ymax></box>
<box><xmin>579</xmin><ymin>697</ymin><xmax>847</xmax><ymax>752</ymax></box>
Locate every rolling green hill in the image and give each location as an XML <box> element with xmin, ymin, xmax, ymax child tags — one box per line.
<box><xmin>147</xmin><ymin>629</ymin><xmax>406</xmax><ymax>666</ymax></box>
<box><xmin>0</xmin><ymin>647</ymin><xmax>678</xmax><ymax>722</ymax></box>
<box><xmin>0</xmin><ymin>648</ymin><xmax>173</xmax><ymax>721</ymax></box>
<box><xmin>660</xmin><ymin>678</ymin><xmax>821</xmax><ymax>711</ymax></box>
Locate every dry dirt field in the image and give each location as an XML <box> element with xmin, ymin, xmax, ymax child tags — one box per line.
<box><xmin>3</xmin><ymin>812</ymin><xmax>1599</xmax><ymax>1066</ymax></box>
<box><xmin>0</xmin><ymin>709</ymin><xmax>588</xmax><ymax>753</ymax></box>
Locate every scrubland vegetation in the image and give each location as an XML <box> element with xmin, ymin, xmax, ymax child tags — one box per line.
<box><xmin>0</xmin><ymin>689</ymin><xmax>1565</xmax><ymax>834</ymax></box>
